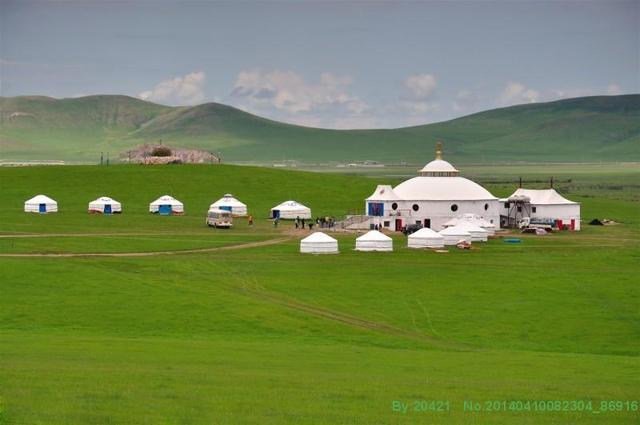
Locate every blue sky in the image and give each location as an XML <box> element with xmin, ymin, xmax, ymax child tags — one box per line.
<box><xmin>1</xmin><ymin>0</ymin><xmax>638</xmax><ymax>128</ymax></box>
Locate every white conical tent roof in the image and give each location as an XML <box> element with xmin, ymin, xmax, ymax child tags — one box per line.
<box><xmin>271</xmin><ymin>200</ymin><xmax>311</xmax><ymax>219</ymax></box>
<box><xmin>211</xmin><ymin>194</ymin><xmax>247</xmax><ymax>216</ymax></box>
<box><xmin>149</xmin><ymin>195</ymin><xmax>184</xmax><ymax>213</ymax></box>
<box><xmin>24</xmin><ymin>194</ymin><xmax>58</xmax><ymax>213</ymax></box>
<box><xmin>408</xmin><ymin>228</ymin><xmax>445</xmax><ymax>249</ymax></box>
<box><xmin>355</xmin><ymin>230</ymin><xmax>393</xmax><ymax>252</ymax></box>
<box><xmin>510</xmin><ymin>188</ymin><xmax>577</xmax><ymax>205</ymax></box>
<box><xmin>300</xmin><ymin>232</ymin><xmax>338</xmax><ymax>254</ymax></box>
<box><xmin>88</xmin><ymin>196</ymin><xmax>122</xmax><ymax>213</ymax></box>
<box><xmin>453</xmin><ymin>221</ymin><xmax>488</xmax><ymax>242</ymax></box>
<box><xmin>439</xmin><ymin>225</ymin><xmax>472</xmax><ymax>245</ymax></box>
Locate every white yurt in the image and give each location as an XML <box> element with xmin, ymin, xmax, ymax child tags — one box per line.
<box><xmin>149</xmin><ymin>195</ymin><xmax>184</xmax><ymax>215</ymax></box>
<box><xmin>355</xmin><ymin>230</ymin><xmax>393</xmax><ymax>252</ymax></box>
<box><xmin>24</xmin><ymin>195</ymin><xmax>58</xmax><ymax>213</ymax></box>
<box><xmin>407</xmin><ymin>228</ymin><xmax>445</xmax><ymax>249</ymax></box>
<box><xmin>454</xmin><ymin>221</ymin><xmax>488</xmax><ymax>242</ymax></box>
<box><xmin>88</xmin><ymin>196</ymin><xmax>122</xmax><ymax>214</ymax></box>
<box><xmin>439</xmin><ymin>225</ymin><xmax>472</xmax><ymax>245</ymax></box>
<box><xmin>210</xmin><ymin>194</ymin><xmax>247</xmax><ymax>216</ymax></box>
<box><xmin>300</xmin><ymin>232</ymin><xmax>338</xmax><ymax>254</ymax></box>
<box><xmin>271</xmin><ymin>200</ymin><xmax>311</xmax><ymax>219</ymax></box>
<box><xmin>443</xmin><ymin>213</ymin><xmax>496</xmax><ymax>236</ymax></box>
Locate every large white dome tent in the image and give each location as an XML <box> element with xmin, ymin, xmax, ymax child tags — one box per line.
<box><xmin>88</xmin><ymin>196</ymin><xmax>122</xmax><ymax>214</ymax></box>
<box><xmin>364</xmin><ymin>142</ymin><xmax>499</xmax><ymax>232</ymax></box>
<box><xmin>271</xmin><ymin>200</ymin><xmax>311</xmax><ymax>219</ymax></box>
<box><xmin>211</xmin><ymin>194</ymin><xmax>247</xmax><ymax>216</ymax></box>
<box><xmin>355</xmin><ymin>230</ymin><xmax>393</xmax><ymax>252</ymax></box>
<box><xmin>439</xmin><ymin>225</ymin><xmax>472</xmax><ymax>245</ymax></box>
<box><xmin>300</xmin><ymin>232</ymin><xmax>338</xmax><ymax>254</ymax></box>
<box><xmin>407</xmin><ymin>227</ymin><xmax>445</xmax><ymax>249</ymax></box>
<box><xmin>149</xmin><ymin>195</ymin><xmax>184</xmax><ymax>215</ymax></box>
<box><xmin>24</xmin><ymin>195</ymin><xmax>58</xmax><ymax>213</ymax></box>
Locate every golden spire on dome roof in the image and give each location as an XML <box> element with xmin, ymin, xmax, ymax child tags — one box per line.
<box><xmin>435</xmin><ymin>141</ymin><xmax>443</xmax><ymax>160</ymax></box>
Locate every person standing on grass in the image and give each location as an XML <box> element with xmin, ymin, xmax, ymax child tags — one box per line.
<box><xmin>248</xmin><ymin>215</ymin><xmax>253</xmax><ymax>226</ymax></box>
<box><xmin>274</xmin><ymin>217</ymin><xmax>279</xmax><ymax>228</ymax></box>
<box><xmin>301</xmin><ymin>218</ymin><xmax>306</xmax><ymax>229</ymax></box>
<box><xmin>295</xmin><ymin>216</ymin><xmax>299</xmax><ymax>229</ymax></box>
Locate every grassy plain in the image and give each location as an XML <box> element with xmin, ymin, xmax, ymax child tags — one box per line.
<box><xmin>0</xmin><ymin>163</ymin><xmax>638</xmax><ymax>424</ymax></box>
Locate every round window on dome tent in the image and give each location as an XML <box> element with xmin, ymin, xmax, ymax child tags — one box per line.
<box><xmin>392</xmin><ymin>202</ymin><xmax>398</xmax><ymax>210</ymax></box>
<box><xmin>412</xmin><ymin>204</ymin><xmax>419</xmax><ymax>211</ymax></box>
<box><xmin>451</xmin><ymin>204</ymin><xmax>458</xmax><ymax>212</ymax></box>
<box><xmin>484</xmin><ymin>203</ymin><xmax>489</xmax><ymax>210</ymax></box>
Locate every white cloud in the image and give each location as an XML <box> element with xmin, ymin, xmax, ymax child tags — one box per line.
<box><xmin>499</xmin><ymin>82</ymin><xmax>540</xmax><ymax>106</ymax></box>
<box><xmin>139</xmin><ymin>71</ymin><xmax>206</xmax><ymax>105</ymax></box>
<box><xmin>606</xmin><ymin>83</ymin><xmax>622</xmax><ymax>95</ymax></box>
<box><xmin>452</xmin><ymin>89</ymin><xmax>479</xmax><ymax>112</ymax></box>
<box><xmin>230</xmin><ymin>70</ymin><xmax>365</xmax><ymax>114</ymax></box>
<box><xmin>405</xmin><ymin>74</ymin><xmax>437</xmax><ymax>99</ymax></box>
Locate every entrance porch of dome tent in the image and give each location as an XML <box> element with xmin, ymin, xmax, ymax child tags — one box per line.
<box><xmin>104</xmin><ymin>204</ymin><xmax>112</xmax><ymax>214</ymax></box>
<box><xmin>38</xmin><ymin>203</ymin><xmax>46</xmax><ymax>213</ymax></box>
<box><xmin>159</xmin><ymin>205</ymin><xmax>172</xmax><ymax>215</ymax></box>
<box><xmin>272</xmin><ymin>209</ymin><xmax>280</xmax><ymax>219</ymax></box>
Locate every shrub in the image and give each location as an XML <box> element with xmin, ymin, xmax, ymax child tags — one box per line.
<box><xmin>151</xmin><ymin>146</ymin><xmax>172</xmax><ymax>157</ymax></box>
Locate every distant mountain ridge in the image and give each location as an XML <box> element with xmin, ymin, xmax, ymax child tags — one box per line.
<box><xmin>1</xmin><ymin>94</ymin><xmax>638</xmax><ymax>163</ymax></box>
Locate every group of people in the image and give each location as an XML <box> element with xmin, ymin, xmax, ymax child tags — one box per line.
<box><xmin>270</xmin><ymin>215</ymin><xmax>338</xmax><ymax>230</ymax></box>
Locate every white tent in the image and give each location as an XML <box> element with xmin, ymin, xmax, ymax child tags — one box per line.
<box><xmin>505</xmin><ymin>188</ymin><xmax>581</xmax><ymax>230</ymax></box>
<box><xmin>210</xmin><ymin>194</ymin><xmax>247</xmax><ymax>216</ymax></box>
<box><xmin>149</xmin><ymin>195</ymin><xmax>184</xmax><ymax>215</ymax></box>
<box><xmin>88</xmin><ymin>196</ymin><xmax>122</xmax><ymax>214</ymax></box>
<box><xmin>300</xmin><ymin>232</ymin><xmax>338</xmax><ymax>254</ymax></box>
<box><xmin>453</xmin><ymin>221</ymin><xmax>488</xmax><ymax>242</ymax></box>
<box><xmin>355</xmin><ymin>230</ymin><xmax>393</xmax><ymax>252</ymax></box>
<box><xmin>24</xmin><ymin>194</ymin><xmax>58</xmax><ymax>213</ymax></box>
<box><xmin>271</xmin><ymin>200</ymin><xmax>311</xmax><ymax>219</ymax></box>
<box><xmin>408</xmin><ymin>228</ymin><xmax>445</xmax><ymax>249</ymax></box>
<box><xmin>439</xmin><ymin>225</ymin><xmax>472</xmax><ymax>245</ymax></box>
<box><xmin>443</xmin><ymin>213</ymin><xmax>496</xmax><ymax>235</ymax></box>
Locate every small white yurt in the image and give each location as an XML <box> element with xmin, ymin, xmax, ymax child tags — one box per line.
<box><xmin>149</xmin><ymin>195</ymin><xmax>184</xmax><ymax>215</ymax></box>
<box><xmin>24</xmin><ymin>195</ymin><xmax>58</xmax><ymax>213</ymax></box>
<box><xmin>88</xmin><ymin>196</ymin><xmax>122</xmax><ymax>214</ymax></box>
<box><xmin>300</xmin><ymin>232</ymin><xmax>338</xmax><ymax>254</ymax></box>
<box><xmin>210</xmin><ymin>194</ymin><xmax>247</xmax><ymax>216</ymax></box>
<box><xmin>271</xmin><ymin>200</ymin><xmax>311</xmax><ymax>219</ymax></box>
<box><xmin>355</xmin><ymin>230</ymin><xmax>393</xmax><ymax>252</ymax></box>
<box><xmin>443</xmin><ymin>213</ymin><xmax>496</xmax><ymax>236</ymax></box>
<box><xmin>454</xmin><ymin>221</ymin><xmax>488</xmax><ymax>242</ymax></box>
<box><xmin>407</xmin><ymin>228</ymin><xmax>445</xmax><ymax>249</ymax></box>
<box><xmin>439</xmin><ymin>225</ymin><xmax>472</xmax><ymax>245</ymax></box>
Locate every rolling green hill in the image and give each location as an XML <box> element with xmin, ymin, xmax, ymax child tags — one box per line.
<box><xmin>1</xmin><ymin>94</ymin><xmax>639</xmax><ymax>163</ymax></box>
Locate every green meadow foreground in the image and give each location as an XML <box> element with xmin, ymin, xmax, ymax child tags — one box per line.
<box><xmin>0</xmin><ymin>164</ymin><xmax>638</xmax><ymax>424</ymax></box>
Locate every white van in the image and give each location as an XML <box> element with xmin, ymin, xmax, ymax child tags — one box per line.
<box><xmin>206</xmin><ymin>208</ymin><xmax>233</xmax><ymax>228</ymax></box>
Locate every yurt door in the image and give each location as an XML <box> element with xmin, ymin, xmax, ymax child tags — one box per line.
<box><xmin>104</xmin><ymin>204</ymin><xmax>112</xmax><ymax>214</ymax></box>
<box><xmin>38</xmin><ymin>203</ymin><xmax>46</xmax><ymax>213</ymax></box>
<box><xmin>272</xmin><ymin>209</ymin><xmax>280</xmax><ymax>219</ymax></box>
<box><xmin>159</xmin><ymin>205</ymin><xmax>171</xmax><ymax>215</ymax></box>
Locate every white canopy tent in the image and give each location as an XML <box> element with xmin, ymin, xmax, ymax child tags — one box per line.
<box><xmin>271</xmin><ymin>200</ymin><xmax>311</xmax><ymax>219</ymax></box>
<box><xmin>438</xmin><ymin>225</ymin><xmax>472</xmax><ymax>245</ymax></box>
<box><xmin>24</xmin><ymin>195</ymin><xmax>58</xmax><ymax>213</ymax></box>
<box><xmin>355</xmin><ymin>230</ymin><xmax>393</xmax><ymax>252</ymax></box>
<box><xmin>149</xmin><ymin>195</ymin><xmax>184</xmax><ymax>215</ymax></box>
<box><xmin>88</xmin><ymin>196</ymin><xmax>122</xmax><ymax>214</ymax></box>
<box><xmin>443</xmin><ymin>213</ymin><xmax>496</xmax><ymax>235</ymax></box>
<box><xmin>453</xmin><ymin>221</ymin><xmax>488</xmax><ymax>242</ymax></box>
<box><xmin>300</xmin><ymin>232</ymin><xmax>338</xmax><ymax>254</ymax></box>
<box><xmin>210</xmin><ymin>194</ymin><xmax>247</xmax><ymax>216</ymax></box>
<box><xmin>503</xmin><ymin>188</ymin><xmax>581</xmax><ymax>230</ymax></box>
<box><xmin>407</xmin><ymin>228</ymin><xmax>445</xmax><ymax>249</ymax></box>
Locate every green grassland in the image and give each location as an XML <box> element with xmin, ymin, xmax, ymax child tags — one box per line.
<box><xmin>0</xmin><ymin>164</ymin><xmax>638</xmax><ymax>424</ymax></box>
<box><xmin>1</xmin><ymin>94</ymin><xmax>639</xmax><ymax>163</ymax></box>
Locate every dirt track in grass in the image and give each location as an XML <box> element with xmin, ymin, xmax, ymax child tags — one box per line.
<box><xmin>0</xmin><ymin>236</ymin><xmax>292</xmax><ymax>258</ymax></box>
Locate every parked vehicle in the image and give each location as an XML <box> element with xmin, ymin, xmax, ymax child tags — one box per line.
<box><xmin>402</xmin><ymin>223</ymin><xmax>423</xmax><ymax>236</ymax></box>
<box><xmin>518</xmin><ymin>217</ymin><xmax>554</xmax><ymax>232</ymax></box>
<box><xmin>206</xmin><ymin>208</ymin><xmax>233</xmax><ymax>228</ymax></box>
